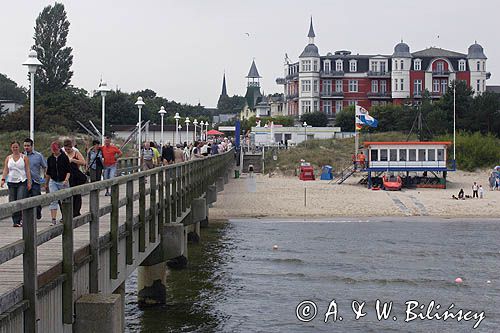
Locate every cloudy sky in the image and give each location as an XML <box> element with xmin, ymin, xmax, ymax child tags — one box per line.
<box><xmin>1</xmin><ymin>0</ymin><xmax>498</xmax><ymax>107</ymax></box>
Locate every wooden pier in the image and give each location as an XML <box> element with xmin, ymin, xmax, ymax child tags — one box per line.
<box><xmin>0</xmin><ymin>150</ymin><xmax>233</xmax><ymax>332</ymax></box>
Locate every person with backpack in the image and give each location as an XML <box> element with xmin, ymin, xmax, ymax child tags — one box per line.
<box><xmin>86</xmin><ymin>139</ymin><xmax>104</xmax><ymax>182</ymax></box>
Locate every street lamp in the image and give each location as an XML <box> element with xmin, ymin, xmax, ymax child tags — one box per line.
<box><xmin>174</xmin><ymin>112</ymin><xmax>181</xmax><ymax>145</ymax></box>
<box><xmin>303</xmin><ymin>121</ymin><xmax>308</xmax><ymax>148</ymax></box>
<box><xmin>135</xmin><ymin>97</ymin><xmax>145</xmax><ymax>158</ymax></box>
<box><xmin>193</xmin><ymin>119</ymin><xmax>198</xmax><ymax>141</ymax></box>
<box><xmin>158</xmin><ymin>106</ymin><xmax>166</xmax><ymax>149</ymax></box>
<box><xmin>200</xmin><ymin>121</ymin><xmax>205</xmax><ymax>140</ymax></box>
<box><xmin>185</xmin><ymin>117</ymin><xmax>191</xmax><ymax>143</ymax></box>
<box><xmin>22</xmin><ymin>50</ymin><xmax>42</xmax><ymax>142</ymax></box>
<box><xmin>178</xmin><ymin>125</ymin><xmax>182</xmax><ymax>144</ymax></box>
<box><xmin>97</xmin><ymin>80</ymin><xmax>110</xmax><ymax>145</ymax></box>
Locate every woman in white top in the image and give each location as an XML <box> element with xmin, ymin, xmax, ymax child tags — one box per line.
<box><xmin>1</xmin><ymin>141</ymin><xmax>32</xmax><ymax>227</ymax></box>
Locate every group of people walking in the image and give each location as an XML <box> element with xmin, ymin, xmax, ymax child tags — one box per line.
<box><xmin>1</xmin><ymin>136</ymin><xmax>122</xmax><ymax>226</ymax></box>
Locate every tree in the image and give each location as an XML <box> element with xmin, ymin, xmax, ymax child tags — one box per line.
<box><xmin>217</xmin><ymin>95</ymin><xmax>246</xmax><ymax>114</ymax></box>
<box><xmin>300</xmin><ymin>112</ymin><xmax>328</xmax><ymax>127</ymax></box>
<box><xmin>334</xmin><ymin>106</ymin><xmax>355</xmax><ymax>131</ymax></box>
<box><xmin>32</xmin><ymin>2</ymin><xmax>73</xmax><ymax>93</ymax></box>
<box><xmin>0</xmin><ymin>73</ymin><xmax>27</xmax><ymax>103</ymax></box>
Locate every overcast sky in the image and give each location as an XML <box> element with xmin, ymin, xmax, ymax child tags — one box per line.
<box><xmin>1</xmin><ymin>0</ymin><xmax>498</xmax><ymax>107</ymax></box>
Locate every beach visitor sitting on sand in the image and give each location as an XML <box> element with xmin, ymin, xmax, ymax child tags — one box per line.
<box><xmin>458</xmin><ymin>188</ymin><xmax>464</xmax><ymax>199</ymax></box>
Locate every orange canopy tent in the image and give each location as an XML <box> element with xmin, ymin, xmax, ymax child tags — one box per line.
<box><xmin>206</xmin><ymin>129</ymin><xmax>224</xmax><ymax>136</ymax></box>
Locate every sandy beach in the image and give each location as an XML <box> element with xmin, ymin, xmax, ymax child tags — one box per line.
<box><xmin>210</xmin><ymin>170</ymin><xmax>500</xmax><ymax>219</ymax></box>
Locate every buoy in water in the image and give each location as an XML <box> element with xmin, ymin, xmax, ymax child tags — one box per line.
<box><xmin>455</xmin><ymin>277</ymin><xmax>463</xmax><ymax>284</ymax></box>
<box><xmin>273</xmin><ymin>245</ymin><xmax>278</xmax><ymax>250</ymax></box>
<box><xmin>487</xmin><ymin>280</ymin><xmax>491</xmax><ymax>284</ymax></box>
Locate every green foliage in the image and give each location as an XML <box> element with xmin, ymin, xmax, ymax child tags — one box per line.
<box><xmin>436</xmin><ymin>132</ymin><xmax>500</xmax><ymax>171</ymax></box>
<box><xmin>334</xmin><ymin>106</ymin><xmax>354</xmax><ymax>131</ymax></box>
<box><xmin>33</xmin><ymin>2</ymin><xmax>73</xmax><ymax>93</ymax></box>
<box><xmin>216</xmin><ymin>95</ymin><xmax>246</xmax><ymax>114</ymax></box>
<box><xmin>300</xmin><ymin>111</ymin><xmax>328</xmax><ymax>127</ymax></box>
<box><xmin>0</xmin><ymin>73</ymin><xmax>27</xmax><ymax>103</ymax></box>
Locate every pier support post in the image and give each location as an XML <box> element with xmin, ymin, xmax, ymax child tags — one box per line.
<box><xmin>137</xmin><ymin>262</ymin><xmax>167</xmax><ymax>306</ymax></box>
<box><xmin>216</xmin><ymin>177</ymin><xmax>224</xmax><ymax>192</ymax></box>
<box><xmin>113</xmin><ymin>282</ymin><xmax>126</xmax><ymax>332</ymax></box>
<box><xmin>74</xmin><ymin>294</ymin><xmax>122</xmax><ymax>333</ymax></box>
<box><xmin>188</xmin><ymin>198</ymin><xmax>205</xmax><ymax>239</ymax></box>
<box><xmin>223</xmin><ymin>171</ymin><xmax>229</xmax><ymax>184</ymax></box>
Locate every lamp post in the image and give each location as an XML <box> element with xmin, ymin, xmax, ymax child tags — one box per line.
<box><xmin>135</xmin><ymin>97</ymin><xmax>145</xmax><ymax>158</ymax></box>
<box><xmin>174</xmin><ymin>112</ymin><xmax>181</xmax><ymax>145</ymax></box>
<box><xmin>185</xmin><ymin>117</ymin><xmax>191</xmax><ymax>143</ymax></box>
<box><xmin>200</xmin><ymin>121</ymin><xmax>205</xmax><ymax>141</ymax></box>
<box><xmin>97</xmin><ymin>81</ymin><xmax>110</xmax><ymax>145</ymax></box>
<box><xmin>193</xmin><ymin>119</ymin><xmax>198</xmax><ymax>141</ymax></box>
<box><xmin>22</xmin><ymin>50</ymin><xmax>42</xmax><ymax>142</ymax></box>
<box><xmin>158</xmin><ymin>106</ymin><xmax>166</xmax><ymax>148</ymax></box>
<box><xmin>178</xmin><ymin>125</ymin><xmax>182</xmax><ymax>144</ymax></box>
<box><xmin>303</xmin><ymin>121</ymin><xmax>308</xmax><ymax>148</ymax></box>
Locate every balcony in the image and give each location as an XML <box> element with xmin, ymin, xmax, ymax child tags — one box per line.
<box><xmin>286</xmin><ymin>92</ymin><xmax>299</xmax><ymax>99</ymax></box>
<box><xmin>285</xmin><ymin>72</ymin><xmax>299</xmax><ymax>80</ymax></box>
<box><xmin>320</xmin><ymin>91</ymin><xmax>344</xmax><ymax>98</ymax></box>
<box><xmin>413</xmin><ymin>92</ymin><xmax>423</xmax><ymax>98</ymax></box>
<box><xmin>276</xmin><ymin>78</ymin><xmax>286</xmax><ymax>85</ymax></box>
<box><xmin>367</xmin><ymin>71</ymin><xmax>391</xmax><ymax>78</ymax></box>
<box><xmin>432</xmin><ymin>70</ymin><xmax>450</xmax><ymax>77</ymax></box>
<box><xmin>367</xmin><ymin>92</ymin><xmax>391</xmax><ymax>99</ymax></box>
<box><xmin>431</xmin><ymin>91</ymin><xmax>443</xmax><ymax>98</ymax></box>
<box><xmin>320</xmin><ymin>70</ymin><xmax>344</xmax><ymax>77</ymax></box>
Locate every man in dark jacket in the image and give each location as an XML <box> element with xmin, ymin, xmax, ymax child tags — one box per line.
<box><xmin>162</xmin><ymin>142</ymin><xmax>175</xmax><ymax>165</ymax></box>
<box><xmin>45</xmin><ymin>141</ymin><xmax>71</xmax><ymax>225</ymax></box>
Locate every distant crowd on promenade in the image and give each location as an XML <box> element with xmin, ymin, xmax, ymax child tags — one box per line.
<box><xmin>1</xmin><ymin>135</ymin><xmax>233</xmax><ymax>227</ymax></box>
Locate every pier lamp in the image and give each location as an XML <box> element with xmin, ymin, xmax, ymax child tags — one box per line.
<box><xmin>22</xmin><ymin>50</ymin><xmax>42</xmax><ymax>142</ymax></box>
<box><xmin>97</xmin><ymin>80</ymin><xmax>110</xmax><ymax>145</ymax></box>
<box><xmin>178</xmin><ymin>124</ymin><xmax>182</xmax><ymax>143</ymax></box>
<box><xmin>135</xmin><ymin>97</ymin><xmax>145</xmax><ymax>157</ymax></box>
<box><xmin>185</xmin><ymin>117</ymin><xmax>191</xmax><ymax>143</ymax></box>
<box><xmin>193</xmin><ymin>119</ymin><xmax>198</xmax><ymax>141</ymax></box>
<box><xmin>174</xmin><ymin>112</ymin><xmax>181</xmax><ymax>145</ymax></box>
<box><xmin>158</xmin><ymin>106</ymin><xmax>167</xmax><ymax>149</ymax></box>
<box><xmin>200</xmin><ymin>121</ymin><xmax>205</xmax><ymax>140</ymax></box>
<box><xmin>303</xmin><ymin>121</ymin><xmax>308</xmax><ymax>148</ymax></box>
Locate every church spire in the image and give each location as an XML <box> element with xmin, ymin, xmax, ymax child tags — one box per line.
<box><xmin>308</xmin><ymin>16</ymin><xmax>315</xmax><ymax>44</ymax></box>
<box><xmin>221</xmin><ymin>73</ymin><xmax>228</xmax><ymax>97</ymax></box>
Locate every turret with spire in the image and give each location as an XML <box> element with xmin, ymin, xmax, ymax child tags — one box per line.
<box><xmin>220</xmin><ymin>73</ymin><xmax>228</xmax><ymax>98</ymax></box>
<box><xmin>245</xmin><ymin>59</ymin><xmax>263</xmax><ymax>109</ymax></box>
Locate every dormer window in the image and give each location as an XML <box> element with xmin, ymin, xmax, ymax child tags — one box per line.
<box><xmin>324</xmin><ymin>60</ymin><xmax>331</xmax><ymax>73</ymax></box>
<box><xmin>476</xmin><ymin>61</ymin><xmax>481</xmax><ymax>71</ymax></box>
<box><xmin>336</xmin><ymin>60</ymin><xmax>343</xmax><ymax>72</ymax></box>
<box><xmin>349</xmin><ymin>60</ymin><xmax>357</xmax><ymax>72</ymax></box>
<box><xmin>458</xmin><ymin>59</ymin><xmax>466</xmax><ymax>71</ymax></box>
<box><xmin>301</xmin><ymin>60</ymin><xmax>311</xmax><ymax>72</ymax></box>
<box><xmin>414</xmin><ymin>59</ymin><xmax>421</xmax><ymax>71</ymax></box>
<box><xmin>400</xmin><ymin>60</ymin><xmax>404</xmax><ymax>70</ymax></box>
<box><xmin>394</xmin><ymin>59</ymin><xmax>398</xmax><ymax>70</ymax></box>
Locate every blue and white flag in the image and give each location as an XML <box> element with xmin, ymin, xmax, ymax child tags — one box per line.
<box><xmin>355</xmin><ymin>105</ymin><xmax>378</xmax><ymax>128</ymax></box>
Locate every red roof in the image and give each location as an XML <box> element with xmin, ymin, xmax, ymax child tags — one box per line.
<box><xmin>364</xmin><ymin>141</ymin><xmax>452</xmax><ymax>147</ymax></box>
<box><xmin>206</xmin><ymin>129</ymin><xmax>224</xmax><ymax>136</ymax></box>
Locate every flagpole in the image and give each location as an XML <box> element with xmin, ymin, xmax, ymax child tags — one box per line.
<box><xmin>453</xmin><ymin>81</ymin><xmax>456</xmax><ymax>162</ymax></box>
<box><xmin>354</xmin><ymin>107</ymin><xmax>358</xmax><ymax>162</ymax></box>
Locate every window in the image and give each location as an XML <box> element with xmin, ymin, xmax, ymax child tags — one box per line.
<box><xmin>409</xmin><ymin>149</ymin><xmax>416</xmax><ymax>161</ymax></box>
<box><xmin>335</xmin><ymin>100</ymin><xmax>343</xmax><ymax>112</ymax></box>
<box><xmin>477</xmin><ymin>61</ymin><xmax>480</xmax><ymax>71</ymax></box>
<box><xmin>370</xmin><ymin>149</ymin><xmax>378</xmax><ymax>162</ymax></box>
<box><xmin>372</xmin><ymin>101</ymin><xmax>379</xmax><ymax>106</ymax></box>
<box><xmin>349</xmin><ymin>60</ymin><xmax>357</xmax><ymax>72</ymax></box>
<box><xmin>380</xmin><ymin>62</ymin><xmax>386</xmax><ymax>73</ymax></box>
<box><xmin>371</xmin><ymin>62</ymin><xmax>378</xmax><ymax>72</ymax></box>
<box><xmin>400</xmin><ymin>78</ymin><xmax>404</xmax><ymax>91</ymax></box>
<box><xmin>324</xmin><ymin>61</ymin><xmax>331</xmax><ymax>73</ymax></box>
<box><xmin>323</xmin><ymin>100</ymin><xmax>332</xmax><ymax>114</ymax></box>
<box><xmin>348</xmin><ymin>80</ymin><xmax>358</xmax><ymax>92</ymax></box>
<box><xmin>394</xmin><ymin>59</ymin><xmax>398</xmax><ymax>70</ymax></box>
<box><xmin>336</xmin><ymin>60</ymin><xmax>343</xmax><ymax>71</ymax></box>
<box><xmin>428</xmin><ymin>149</ymin><xmax>435</xmax><ymax>161</ymax></box>
<box><xmin>380</xmin><ymin>149</ymin><xmax>388</xmax><ymax>161</ymax></box>
<box><xmin>371</xmin><ymin>80</ymin><xmax>378</xmax><ymax>93</ymax></box>
<box><xmin>441</xmin><ymin>80</ymin><xmax>447</xmax><ymax>94</ymax></box>
<box><xmin>335</xmin><ymin>80</ymin><xmax>343</xmax><ymax>92</ymax></box>
<box><xmin>301</xmin><ymin>100</ymin><xmax>311</xmax><ymax>113</ymax></box>
<box><xmin>458</xmin><ymin>60</ymin><xmax>466</xmax><ymax>71</ymax></box>
<box><xmin>394</xmin><ymin>79</ymin><xmax>398</xmax><ymax>91</ymax></box>
<box><xmin>301</xmin><ymin>80</ymin><xmax>311</xmax><ymax>92</ymax></box>
<box><xmin>323</xmin><ymin>80</ymin><xmax>332</xmax><ymax>93</ymax></box>
<box><xmin>399</xmin><ymin>149</ymin><xmax>407</xmax><ymax>161</ymax></box>
<box><xmin>400</xmin><ymin>60</ymin><xmax>404</xmax><ymax>70</ymax></box>
<box><xmin>390</xmin><ymin>149</ymin><xmax>398</xmax><ymax>161</ymax></box>
<box><xmin>348</xmin><ymin>100</ymin><xmax>358</xmax><ymax>106</ymax></box>
<box><xmin>437</xmin><ymin>149</ymin><xmax>444</xmax><ymax>161</ymax></box>
<box><xmin>418</xmin><ymin>149</ymin><xmax>426</xmax><ymax>161</ymax></box>
<box><xmin>414</xmin><ymin>60</ymin><xmax>421</xmax><ymax>71</ymax></box>
<box><xmin>313</xmin><ymin>80</ymin><xmax>319</xmax><ymax>93</ymax></box>
<box><xmin>313</xmin><ymin>60</ymin><xmax>318</xmax><ymax>71</ymax></box>
<box><xmin>380</xmin><ymin>81</ymin><xmax>387</xmax><ymax>93</ymax></box>
<box><xmin>302</xmin><ymin>60</ymin><xmax>311</xmax><ymax>72</ymax></box>
<box><xmin>313</xmin><ymin>100</ymin><xmax>319</xmax><ymax>112</ymax></box>
<box><xmin>414</xmin><ymin>80</ymin><xmax>422</xmax><ymax>95</ymax></box>
<box><xmin>476</xmin><ymin>79</ymin><xmax>480</xmax><ymax>92</ymax></box>
<box><xmin>433</xmin><ymin>79</ymin><xmax>440</xmax><ymax>92</ymax></box>
<box><xmin>436</xmin><ymin>62</ymin><xmax>444</xmax><ymax>72</ymax></box>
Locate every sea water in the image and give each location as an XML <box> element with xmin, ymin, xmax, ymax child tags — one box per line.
<box><xmin>125</xmin><ymin>219</ymin><xmax>500</xmax><ymax>332</ymax></box>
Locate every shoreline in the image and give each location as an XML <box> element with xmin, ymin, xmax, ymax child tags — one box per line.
<box><xmin>210</xmin><ymin>170</ymin><xmax>500</xmax><ymax>220</ymax></box>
